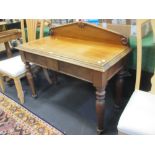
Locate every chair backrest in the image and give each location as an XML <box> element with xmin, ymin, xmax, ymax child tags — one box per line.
<box><xmin>135</xmin><ymin>19</ymin><xmax>155</xmax><ymax>94</ymax></box>
<box><xmin>20</xmin><ymin>19</ymin><xmax>44</xmax><ymax>43</ymax></box>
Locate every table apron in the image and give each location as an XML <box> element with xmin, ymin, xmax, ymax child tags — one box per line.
<box><xmin>21</xmin><ymin>51</ymin><xmax>126</xmax><ymax>88</ymax></box>
<box><xmin>0</xmin><ymin>34</ymin><xmax>21</xmax><ymax>43</ymax></box>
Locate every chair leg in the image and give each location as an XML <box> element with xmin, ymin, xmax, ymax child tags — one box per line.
<box><xmin>0</xmin><ymin>74</ymin><xmax>5</xmax><ymax>93</ymax></box>
<box><xmin>4</xmin><ymin>42</ymin><xmax>13</xmax><ymax>58</ymax></box>
<box><xmin>43</xmin><ymin>68</ymin><xmax>52</xmax><ymax>85</ymax></box>
<box><xmin>14</xmin><ymin>78</ymin><xmax>24</xmax><ymax>104</ymax></box>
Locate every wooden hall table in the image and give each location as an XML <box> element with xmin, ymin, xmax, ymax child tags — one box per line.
<box><xmin>16</xmin><ymin>22</ymin><xmax>131</xmax><ymax>134</ymax></box>
<box><xmin>0</xmin><ymin>29</ymin><xmax>21</xmax><ymax>57</ymax></box>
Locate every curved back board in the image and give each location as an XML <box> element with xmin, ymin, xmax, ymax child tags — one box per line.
<box><xmin>51</xmin><ymin>22</ymin><xmax>128</xmax><ymax>46</ymax></box>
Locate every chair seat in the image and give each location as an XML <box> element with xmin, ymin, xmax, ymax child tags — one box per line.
<box><xmin>0</xmin><ymin>56</ymin><xmax>26</xmax><ymax>77</ymax></box>
<box><xmin>117</xmin><ymin>90</ymin><xmax>155</xmax><ymax>135</ymax></box>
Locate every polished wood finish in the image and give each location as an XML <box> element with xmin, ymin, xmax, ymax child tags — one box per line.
<box><xmin>51</xmin><ymin>22</ymin><xmax>127</xmax><ymax>45</ymax></box>
<box><xmin>96</xmin><ymin>87</ymin><xmax>106</xmax><ymax>134</ymax></box>
<box><xmin>16</xmin><ymin>22</ymin><xmax>131</xmax><ymax>133</ymax></box>
<box><xmin>17</xmin><ymin>36</ymin><xmax>130</xmax><ymax>72</ymax></box>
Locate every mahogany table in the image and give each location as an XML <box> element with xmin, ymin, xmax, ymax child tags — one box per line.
<box><xmin>16</xmin><ymin>22</ymin><xmax>131</xmax><ymax>134</ymax></box>
<box><xmin>0</xmin><ymin>29</ymin><xmax>21</xmax><ymax>57</ymax></box>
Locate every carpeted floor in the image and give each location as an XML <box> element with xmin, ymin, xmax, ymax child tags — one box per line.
<box><xmin>0</xmin><ymin>92</ymin><xmax>63</xmax><ymax>135</ymax></box>
<box><xmin>0</xmin><ymin>50</ymin><xmax>138</xmax><ymax>135</ymax></box>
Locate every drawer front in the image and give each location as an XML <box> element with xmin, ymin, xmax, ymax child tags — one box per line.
<box><xmin>46</xmin><ymin>57</ymin><xmax>58</xmax><ymax>71</ymax></box>
<box><xmin>25</xmin><ymin>53</ymin><xmax>58</xmax><ymax>70</ymax></box>
<box><xmin>59</xmin><ymin>62</ymin><xmax>92</xmax><ymax>82</ymax></box>
<box><xmin>25</xmin><ymin>53</ymin><xmax>47</xmax><ymax>67</ymax></box>
<box><xmin>24</xmin><ymin>52</ymin><xmax>93</xmax><ymax>82</ymax></box>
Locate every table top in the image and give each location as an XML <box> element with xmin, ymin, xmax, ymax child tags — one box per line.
<box><xmin>0</xmin><ymin>29</ymin><xmax>20</xmax><ymax>38</ymax></box>
<box><xmin>0</xmin><ymin>29</ymin><xmax>21</xmax><ymax>43</ymax></box>
<box><xmin>17</xmin><ymin>22</ymin><xmax>131</xmax><ymax>72</ymax></box>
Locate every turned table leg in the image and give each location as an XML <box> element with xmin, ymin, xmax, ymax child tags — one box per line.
<box><xmin>4</xmin><ymin>42</ymin><xmax>12</xmax><ymax>58</ymax></box>
<box><xmin>96</xmin><ymin>87</ymin><xmax>106</xmax><ymax>134</ymax></box>
<box><xmin>115</xmin><ymin>69</ymin><xmax>125</xmax><ymax>108</ymax></box>
<box><xmin>26</xmin><ymin>62</ymin><xmax>37</xmax><ymax>98</ymax></box>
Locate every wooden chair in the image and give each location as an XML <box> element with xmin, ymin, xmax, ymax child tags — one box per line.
<box><xmin>117</xmin><ymin>19</ymin><xmax>155</xmax><ymax>134</ymax></box>
<box><xmin>0</xmin><ymin>56</ymin><xmax>26</xmax><ymax>104</ymax></box>
<box><xmin>21</xmin><ymin>19</ymin><xmax>52</xmax><ymax>84</ymax></box>
<box><xmin>0</xmin><ymin>19</ymin><xmax>51</xmax><ymax>104</ymax></box>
